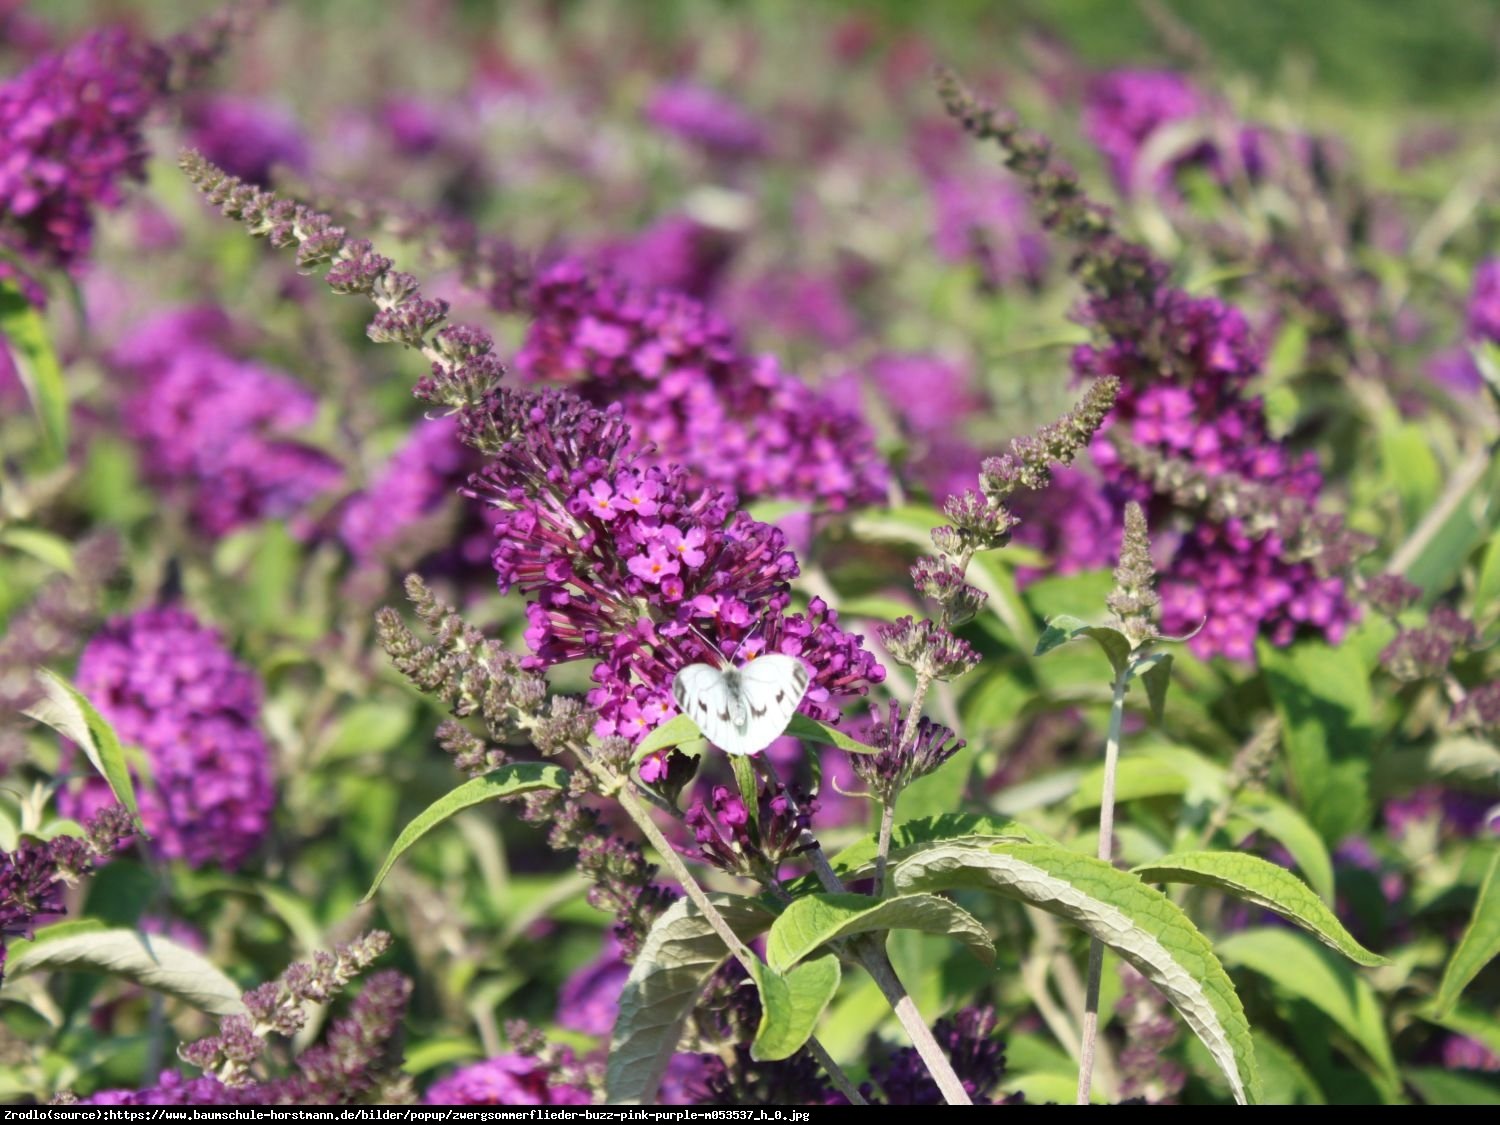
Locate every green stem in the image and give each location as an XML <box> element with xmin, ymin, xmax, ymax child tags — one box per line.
<box><xmin>760</xmin><ymin>757</ymin><xmax>974</xmax><ymax>1106</ymax></box>
<box><xmin>1076</xmin><ymin>667</ymin><xmax>1130</xmax><ymax>1105</ymax></box>
<box><xmin>594</xmin><ymin>764</ymin><xmax>865</xmax><ymax>1106</ymax></box>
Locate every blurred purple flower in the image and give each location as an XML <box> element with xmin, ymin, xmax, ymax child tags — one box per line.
<box><xmin>645</xmin><ymin>82</ymin><xmax>767</xmax><ymax>159</ymax></box>
<box><xmin>423</xmin><ymin>1054</ymin><xmax>591</xmax><ymax>1106</ymax></box>
<box><xmin>185</xmin><ymin>95</ymin><xmax>309</xmax><ymax>186</ymax></box>
<box><xmin>556</xmin><ymin>934</ymin><xmax>630</xmax><ymax>1036</ymax></box>
<box><xmin>1443</xmin><ymin>1035</ymin><xmax>1500</xmax><ymax>1073</ymax></box>
<box><xmin>59</xmin><ymin>609</ymin><xmax>275</xmax><ymax>870</ymax></box>
<box><xmin>1083</xmin><ymin>70</ymin><xmax>1209</xmax><ymax>192</ymax></box>
<box><xmin>117</xmin><ymin>311</ymin><xmax>343</xmax><ymax>538</ymax></box>
<box><xmin>337</xmin><ymin>416</ymin><xmax>477</xmax><ymax>564</ymax></box>
<box><xmin>593</xmin><ymin>212</ymin><xmax>737</xmax><ymax>301</ymax></box>
<box><xmin>0</xmin><ymin>27</ymin><xmax>168</xmax><ymax>291</ymax></box>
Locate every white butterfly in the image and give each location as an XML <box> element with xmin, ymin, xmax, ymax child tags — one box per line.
<box><xmin>671</xmin><ymin>653</ymin><xmax>811</xmax><ymax>757</ymax></box>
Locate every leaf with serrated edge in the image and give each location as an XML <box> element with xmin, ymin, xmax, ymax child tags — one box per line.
<box><xmin>766</xmin><ymin>893</ymin><xmax>994</xmax><ymax>973</ymax></box>
<box><xmin>1217</xmin><ymin>927</ymin><xmax>1398</xmax><ymax>1087</ymax></box>
<box><xmin>362</xmin><ymin>763</ymin><xmax>566</xmax><ymax>901</ymax></box>
<box><xmin>608</xmin><ymin>895</ymin><xmax>776</xmax><ymax>1104</ymax></box>
<box><xmin>889</xmin><ymin>839</ymin><xmax>1260</xmax><ymax>1104</ymax></box>
<box><xmin>1227</xmin><ymin>793</ymin><xmax>1336</xmax><ymax>905</ymax></box>
<box><xmin>24</xmin><ymin>670</ymin><xmax>139</xmax><ymax>820</ymax></box>
<box><xmin>1434</xmin><ymin>850</ymin><xmax>1500</xmax><ymax>1016</ymax></box>
<box><xmin>4</xmin><ymin>929</ymin><xmax>245</xmax><ymax>1016</ymax></box>
<box><xmin>1133</xmin><ymin>851</ymin><xmax>1385</xmax><ymax>966</ymax></box>
<box><xmin>749</xmin><ymin>955</ymin><xmax>841</xmax><ymax>1061</ymax></box>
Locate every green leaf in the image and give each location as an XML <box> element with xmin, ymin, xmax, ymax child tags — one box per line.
<box><xmin>748</xmin><ymin>955</ymin><xmax>841</xmax><ymax>1062</ymax></box>
<box><xmin>1138</xmin><ymin>652</ymin><xmax>1174</xmax><ymax>724</ymax></box>
<box><xmin>1434</xmin><ymin>850</ymin><xmax>1500</xmax><ymax>1016</ymax></box>
<box><xmin>730</xmin><ymin>753</ymin><xmax>760</xmax><ymax>834</ymax></box>
<box><xmin>1218</xmin><ymin>927</ymin><xmax>1398</xmax><ymax>1088</ymax></box>
<box><xmin>1034</xmin><ymin>615</ymin><xmax>1132</xmax><ymax>674</ymax></box>
<box><xmin>1132</xmin><ymin>851</ymin><xmax>1386</xmax><ymax>966</ymax></box>
<box><xmin>0</xmin><ymin>282</ymin><xmax>68</xmax><ymax>460</ymax></box>
<box><xmin>1227</xmin><ymin>793</ymin><xmax>1336</xmax><ymax>904</ymax></box>
<box><xmin>362</xmin><ymin>763</ymin><xmax>567</xmax><ymax>901</ymax></box>
<box><xmin>3</xmin><ymin>928</ymin><xmax>245</xmax><ymax>1016</ymax></box>
<box><xmin>608</xmin><ymin>895</ymin><xmax>776</xmax><ymax>1104</ymax></box>
<box><xmin>0</xmin><ymin>527</ymin><xmax>74</xmax><ymax>574</ymax></box>
<box><xmin>631</xmin><ymin>714</ymin><xmax>702</xmax><ymax>762</ymax></box>
<box><xmin>1070</xmin><ymin>756</ymin><xmax>1189</xmax><ymax>812</ymax></box>
<box><xmin>783</xmin><ymin>713</ymin><xmax>880</xmax><ymax>755</ymax></box>
<box><xmin>1253</xmin><ymin>1029</ymin><xmax>1326</xmax><ymax>1105</ymax></box>
<box><xmin>766</xmin><ymin>893</ymin><xmax>994</xmax><ymax>973</ymax></box>
<box><xmin>889</xmin><ymin>839</ymin><xmax>1261</xmax><ymax>1104</ymax></box>
<box><xmin>321</xmin><ymin>700</ymin><xmax>416</xmax><ymax>762</ymax></box>
<box><xmin>1476</xmin><ymin>526</ymin><xmax>1500</xmax><ymax>612</ymax></box>
<box><xmin>2</xmin><ymin>919</ymin><xmax>106</xmax><ymax>962</ymax></box>
<box><xmin>1404</xmin><ymin>1068</ymin><xmax>1500</xmax><ymax>1106</ymax></box>
<box><xmin>822</xmin><ymin>813</ymin><xmax>1051</xmax><ymax>885</ymax></box>
<box><xmin>1258</xmin><ymin>639</ymin><xmax>1374</xmax><ymax>842</ymax></box>
<box><xmin>23</xmin><ymin>669</ymin><xmax>139</xmax><ymax>820</ymax></box>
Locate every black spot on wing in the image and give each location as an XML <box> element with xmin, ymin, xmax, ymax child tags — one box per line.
<box><xmin>749</xmin><ymin>702</ymin><xmax>767</xmax><ymax>718</ymax></box>
<box><xmin>696</xmin><ymin>699</ymin><xmax>708</xmax><ymax>716</ymax></box>
<box><xmin>716</xmin><ymin>705</ymin><xmax>731</xmax><ymax>722</ymax></box>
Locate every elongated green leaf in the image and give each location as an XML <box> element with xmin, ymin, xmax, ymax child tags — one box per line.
<box><xmin>823</xmin><ymin>813</ymin><xmax>1051</xmax><ymax>884</ymax></box>
<box><xmin>321</xmin><ymin>700</ymin><xmax>415</xmax><ymax>761</ymax></box>
<box><xmin>1405</xmin><ymin>1068</ymin><xmax>1500</xmax><ymax>1106</ymax></box>
<box><xmin>608</xmin><ymin>895</ymin><xmax>776</xmax><ymax>1104</ymax></box>
<box><xmin>749</xmin><ymin>955</ymin><xmax>841</xmax><ymax>1062</ymax></box>
<box><xmin>1253</xmin><ymin>1029</ymin><xmax>1326</xmax><ymax>1105</ymax></box>
<box><xmin>1227</xmin><ymin>793</ymin><xmax>1336</xmax><ymax>904</ymax></box>
<box><xmin>1434</xmin><ymin>850</ymin><xmax>1500</xmax><ymax>1016</ymax></box>
<box><xmin>4</xmin><ymin>929</ymin><xmax>244</xmax><ymax>1016</ymax></box>
<box><xmin>1034</xmin><ymin>615</ymin><xmax>1132</xmax><ymax>674</ymax></box>
<box><xmin>766</xmin><ymin>892</ymin><xmax>994</xmax><ymax>973</ymax></box>
<box><xmin>24</xmin><ymin>669</ymin><xmax>139</xmax><ymax>820</ymax></box>
<box><xmin>0</xmin><ymin>282</ymin><xmax>68</xmax><ymax>460</ymax></box>
<box><xmin>2</xmin><ymin>919</ymin><xmax>106</xmax><ymax>962</ymax></box>
<box><xmin>1138</xmin><ymin>652</ymin><xmax>1174</xmax><ymax>724</ymax></box>
<box><xmin>1133</xmin><ymin>851</ymin><xmax>1386</xmax><ymax>966</ymax></box>
<box><xmin>1217</xmin><ymin>927</ymin><xmax>1398</xmax><ymax>1087</ymax></box>
<box><xmin>0</xmin><ymin>527</ymin><xmax>74</xmax><ymax>574</ymax></box>
<box><xmin>783</xmin><ymin>713</ymin><xmax>879</xmax><ymax>755</ymax></box>
<box><xmin>362</xmin><ymin>763</ymin><xmax>566</xmax><ymax>901</ymax></box>
<box><xmin>890</xmin><ymin>839</ymin><xmax>1261</xmax><ymax>1104</ymax></box>
<box><xmin>730</xmin><ymin>753</ymin><xmax>760</xmax><ymax>834</ymax></box>
<box><xmin>1258</xmin><ymin>639</ymin><xmax>1374</xmax><ymax>842</ymax></box>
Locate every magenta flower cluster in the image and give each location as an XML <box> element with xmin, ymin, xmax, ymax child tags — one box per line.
<box><xmin>465</xmin><ymin>389</ymin><xmax>884</xmax><ymax>743</ymax></box>
<box><xmin>0</xmin><ymin>27</ymin><xmax>167</xmax><ymax>298</ymax></box>
<box><xmin>59</xmin><ymin>608</ymin><xmax>274</xmax><ymax>870</ymax></box>
<box><xmin>516</xmin><ymin>259</ymin><xmax>889</xmax><ymax>511</ymax></box>
<box><xmin>117</xmin><ymin>307</ymin><xmax>343</xmax><ymax>539</ymax></box>
<box><xmin>1078</xmin><ymin>290</ymin><xmax>1351</xmax><ymax>660</ymax></box>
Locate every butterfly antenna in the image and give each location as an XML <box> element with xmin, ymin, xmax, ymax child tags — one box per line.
<box><xmin>686</xmin><ymin>621</ymin><xmax>725</xmax><ymax>667</ymax></box>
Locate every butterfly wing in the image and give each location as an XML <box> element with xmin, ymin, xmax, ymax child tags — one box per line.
<box><xmin>727</xmin><ymin>654</ymin><xmax>811</xmax><ymax>756</ymax></box>
<box><xmin>672</xmin><ymin>663</ymin><xmax>746</xmax><ymax>752</ymax></box>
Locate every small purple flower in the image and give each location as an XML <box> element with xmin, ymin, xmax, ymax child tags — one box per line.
<box><xmin>58</xmin><ymin>609</ymin><xmax>275</xmax><ymax>870</ymax></box>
